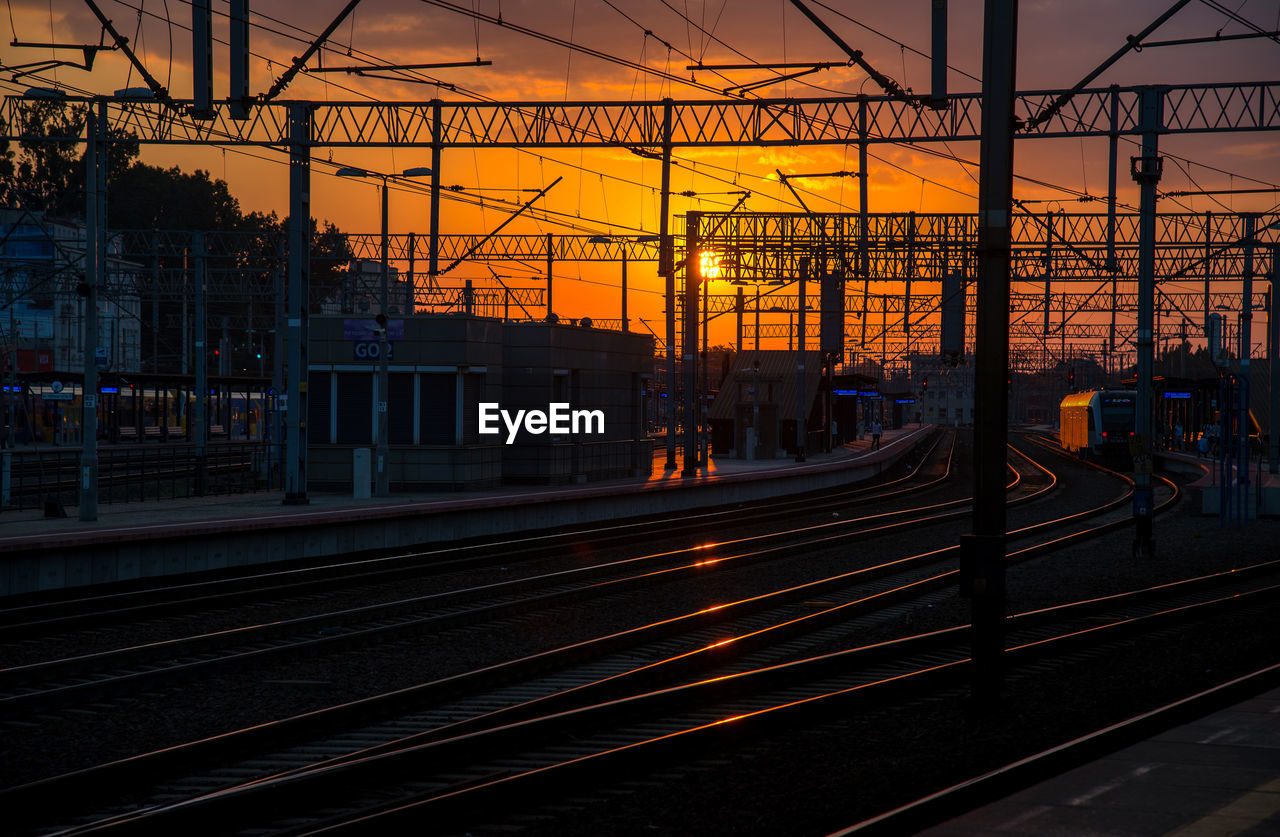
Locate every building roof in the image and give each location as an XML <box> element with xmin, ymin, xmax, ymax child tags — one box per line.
<box><xmin>708</xmin><ymin>349</ymin><xmax>825</xmax><ymax>421</ymax></box>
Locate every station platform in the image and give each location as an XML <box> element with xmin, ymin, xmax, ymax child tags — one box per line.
<box><xmin>0</xmin><ymin>425</ymin><xmax>934</xmax><ymax>597</ymax></box>
<box><xmin>1157</xmin><ymin>447</ymin><xmax>1280</xmax><ymax>518</ymax></box>
<box><xmin>920</xmin><ymin>678</ymin><xmax>1280</xmax><ymax>836</ymax></box>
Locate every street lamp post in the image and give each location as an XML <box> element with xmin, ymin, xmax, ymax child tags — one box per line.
<box><xmin>337</xmin><ymin>165</ymin><xmax>433</xmax><ymax>498</ymax></box>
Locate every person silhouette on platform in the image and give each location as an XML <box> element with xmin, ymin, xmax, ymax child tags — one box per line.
<box><xmin>871</xmin><ymin>420</ymin><xmax>883</xmax><ymax>451</ymax></box>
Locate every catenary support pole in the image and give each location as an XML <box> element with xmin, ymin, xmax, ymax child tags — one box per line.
<box><xmin>964</xmin><ymin>0</ymin><xmax>1017</xmax><ymax>706</ymax></box>
<box><xmin>1240</xmin><ymin>216</ymin><xmax>1256</xmax><ymax>491</ymax></box>
<box><xmin>79</xmin><ymin>99</ymin><xmax>106</xmax><ymax>521</ymax></box>
<box><xmin>194</xmin><ymin>232</ymin><xmax>208</xmax><ymax>496</ymax></box>
<box><xmin>283</xmin><ymin>103</ymin><xmax>310</xmax><ymax>505</ymax></box>
<box><xmin>1132</xmin><ymin>86</ymin><xmax>1163</xmax><ymax>558</ymax></box>
<box><xmin>1108</xmin><ymin>86</ymin><xmax>1119</xmax><ymax>371</ymax></box>
<box><xmin>1269</xmin><ymin>246</ymin><xmax>1277</xmax><ymax>474</ymax></box>
<box><xmin>376</xmin><ymin>180</ymin><xmax>390</xmax><ymax>497</ymax></box>
<box><xmin>430</xmin><ymin>100</ymin><xmax>442</xmax><ymax>286</ymax></box>
<box><xmin>683</xmin><ymin>211</ymin><xmax>701</xmax><ymax>478</ymax></box>
<box><xmin>796</xmin><ymin>259</ymin><xmax>807</xmax><ymax>462</ymax></box>
<box><xmin>661</xmin><ymin>99</ymin><xmax>677</xmax><ymax>471</ymax></box>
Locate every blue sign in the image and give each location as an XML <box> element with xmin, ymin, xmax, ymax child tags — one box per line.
<box><xmin>343</xmin><ymin>319</ymin><xmax>405</xmax><ymax>341</ymax></box>
<box><xmin>101</xmin><ymin>386</ymin><xmax>119</xmax><ymax>394</ymax></box>
<box><xmin>832</xmin><ymin>389</ymin><xmax>860</xmax><ymax>396</ymax></box>
<box><xmin>354</xmin><ymin>341</ymin><xmax>394</xmax><ymax>360</ymax></box>
<box><xmin>1162</xmin><ymin>391</ymin><xmax>1192</xmax><ymax>399</ymax></box>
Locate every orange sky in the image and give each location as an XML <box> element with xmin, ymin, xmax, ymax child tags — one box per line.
<box><xmin>5</xmin><ymin>0</ymin><xmax>1279</xmax><ymax>351</ymax></box>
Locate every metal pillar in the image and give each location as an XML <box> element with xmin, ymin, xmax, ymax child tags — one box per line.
<box><xmin>858</xmin><ymin>103</ymin><xmax>870</xmax><ymax>348</ymax></box>
<box><xmin>229</xmin><ymin>0</ymin><xmax>250</xmax><ymax>118</ymax></box>
<box><xmin>683</xmin><ymin>211</ymin><xmax>701</xmax><ymax>478</ymax></box>
<box><xmin>701</xmin><ymin>273</ymin><xmax>709</xmax><ymax>469</ymax></box>
<box><xmin>963</xmin><ymin>0</ymin><xmax>1017</xmax><ymax>705</ymax></box>
<box><xmin>661</xmin><ymin>99</ymin><xmax>677</xmax><ymax>471</ymax></box>
<box><xmin>1268</xmin><ymin>247</ymin><xmax>1277</xmax><ymax>474</ymax></box>
<box><xmin>271</xmin><ymin>236</ymin><xmax>284</xmax><ymax>489</ymax></box>
<box><xmin>796</xmin><ymin>260</ymin><xmax>807</xmax><ymax>462</ymax></box>
<box><xmin>79</xmin><ymin>99</ymin><xmax>106</xmax><ymax>521</ymax></box>
<box><xmin>376</xmin><ymin>181</ymin><xmax>390</xmax><ymax>497</ymax></box>
<box><xmin>905</xmin><ymin>212</ymin><xmax>915</xmax><ymax>351</ymax></box>
<box><xmin>931</xmin><ymin>0</ymin><xmax>948</xmax><ymax>106</ymax></box>
<box><xmin>193</xmin><ymin>233</ymin><xmax>208</xmax><ymax>496</ymax></box>
<box><xmin>192</xmin><ymin>0</ymin><xmax>212</xmax><ymax>113</ymax></box>
<box><xmin>283</xmin><ymin>104</ymin><xmax>310</xmax><ymax>504</ymax></box>
<box><xmin>1204</xmin><ymin>211</ymin><xmax>1213</xmax><ymax>328</ymax></box>
<box><xmin>1108</xmin><ymin>87</ymin><xmax>1119</xmax><ymax>370</ymax></box>
<box><xmin>621</xmin><ymin>251</ymin><xmax>628</xmax><ymax>331</ymax></box>
<box><xmin>735</xmin><ymin>286</ymin><xmax>744</xmax><ymax>349</ymax></box>
<box><xmin>545</xmin><ymin>232</ymin><xmax>554</xmax><ymax>317</ymax></box>
<box><xmin>1132</xmin><ymin>86</ymin><xmax>1163</xmax><ymax>558</ymax></box>
<box><xmin>430</xmin><ymin>100</ymin><xmax>442</xmax><ymax>285</ymax></box>
<box><xmin>1239</xmin><ymin>216</ymin><xmax>1256</xmax><ymax>502</ymax></box>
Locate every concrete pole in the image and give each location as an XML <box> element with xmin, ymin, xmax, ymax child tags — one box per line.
<box><xmin>796</xmin><ymin>260</ymin><xmax>807</xmax><ymax>462</ymax></box>
<box><xmin>1204</xmin><ymin>211</ymin><xmax>1213</xmax><ymax>330</ymax></box>
<box><xmin>1132</xmin><ymin>86</ymin><xmax>1163</xmax><ymax>558</ymax></box>
<box><xmin>964</xmin><ymin>0</ymin><xmax>1017</xmax><ymax>705</ymax></box>
<box><xmin>621</xmin><ymin>251</ymin><xmax>628</xmax><ymax>331</ymax></box>
<box><xmin>79</xmin><ymin>99</ymin><xmax>106</xmax><ymax>521</ymax></box>
<box><xmin>905</xmin><ymin>212</ymin><xmax>915</xmax><ymax>352</ymax></box>
<box><xmin>193</xmin><ymin>234</ymin><xmax>208</xmax><ymax>495</ymax></box>
<box><xmin>1240</xmin><ymin>216</ymin><xmax>1255</xmax><ymax>475</ymax></box>
<box><xmin>858</xmin><ymin>102</ymin><xmax>870</xmax><ymax>349</ymax></box>
<box><xmin>683</xmin><ymin>211</ymin><xmax>700</xmax><ymax>478</ymax></box>
<box><xmin>271</xmin><ymin>236</ymin><xmax>285</xmax><ymax>488</ymax></box>
<box><xmin>376</xmin><ymin>180</ymin><xmax>390</xmax><ymax>497</ymax></box>
<box><xmin>430</xmin><ymin>100</ymin><xmax>442</xmax><ymax>287</ymax></box>
<box><xmin>283</xmin><ymin>103</ymin><xmax>310</xmax><ymax>505</ymax></box>
<box><xmin>701</xmin><ymin>272</ymin><xmax>709</xmax><ymax>469</ymax></box>
<box><xmin>1268</xmin><ymin>247</ymin><xmax>1277</xmax><ymax>474</ymax></box>
<box><xmin>735</xmin><ymin>286</ymin><xmax>744</xmax><ymax>349</ymax></box>
<box><xmin>1108</xmin><ymin>87</ymin><xmax>1119</xmax><ymax>379</ymax></box>
<box><xmin>545</xmin><ymin>233</ymin><xmax>554</xmax><ymax>318</ymax></box>
<box><xmin>661</xmin><ymin>99</ymin><xmax>677</xmax><ymax>471</ymax></box>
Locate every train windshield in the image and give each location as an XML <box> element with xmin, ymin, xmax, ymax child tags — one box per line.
<box><xmin>1100</xmin><ymin>395</ymin><xmax>1135</xmax><ymax>434</ymax></box>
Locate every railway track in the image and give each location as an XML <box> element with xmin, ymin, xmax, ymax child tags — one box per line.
<box><xmin>5</xmin><ymin>439</ymin><xmax>1186</xmax><ymax>834</ymax></box>
<box><xmin>0</xmin><ymin>431</ymin><xmax>951</xmax><ymax>641</ymax></box>
<box><xmin>0</xmin><ymin>432</ymin><xmax>974</xmax><ymax>713</ymax></box>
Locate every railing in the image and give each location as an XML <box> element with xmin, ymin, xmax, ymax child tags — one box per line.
<box><xmin>2</xmin><ymin>441</ymin><xmax>281</xmax><ymax>511</ymax></box>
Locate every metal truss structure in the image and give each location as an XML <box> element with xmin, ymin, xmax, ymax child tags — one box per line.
<box><xmin>6</xmin><ymin>83</ymin><xmax>1278</xmax><ymax>147</ymax></box>
<box><xmin>4</xmin><ymin>76</ymin><xmax>1275</xmax><ymax>505</ymax></box>
<box><xmin>3</xmin><ymin>211</ymin><xmax>1273</xmax><ymax>373</ymax></box>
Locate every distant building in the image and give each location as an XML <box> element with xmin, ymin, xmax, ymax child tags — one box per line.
<box><xmin>305</xmin><ymin>314</ymin><xmax>653</xmax><ymax>490</ymax></box>
<box><xmin>0</xmin><ymin>210</ymin><xmax>142</xmax><ymax>376</ymax></box>
<box><xmin>320</xmin><ymin>258</ymin><xmax>410</xmax><ymax>315</ymax></box>
<box><xmin>910</xmin><ymin>354</ymin><xmax>974</xmax><ymax>426</ymax></box>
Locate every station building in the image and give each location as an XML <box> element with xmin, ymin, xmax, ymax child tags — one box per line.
<box><xmin>305</xmin><ymin>314</ymin><xmax>653</xmax><ymax>491</ymax></box>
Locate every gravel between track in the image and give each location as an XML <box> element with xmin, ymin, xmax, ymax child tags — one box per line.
<box><xmin>508</xmin><ymin>466</ymin><xmax>1280</xmax><ymax>837</ymax></box>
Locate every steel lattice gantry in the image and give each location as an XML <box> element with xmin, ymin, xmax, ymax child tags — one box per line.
<box><xmin>6</xmin><ymin>81</ymin><xmax>1276</xmax><ymax>503</ymax></box>
<box><xmin>14</xmin><ymin>210</ymin><xmax>1271</xmax><ymax>370</ymax></box>
<box><xmin>6</xmin><ymin>83</ymin><xmax>1279</xmax><ymax>146</ymax></box>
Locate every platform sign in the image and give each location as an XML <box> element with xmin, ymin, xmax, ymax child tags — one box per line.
<box><xmin>94</xmin><ymin>346</ymin><xmax>108</xmax><ymax>369</ymax></box>
<box><xmin>353</xmin><ymin>341</ymin><xmax>394</xmax><ymax>360</ymax></box>
<box><xmin>343</xmin><ymin>319</ymin><xmax>404</xmax><ymax>341</ymax></box>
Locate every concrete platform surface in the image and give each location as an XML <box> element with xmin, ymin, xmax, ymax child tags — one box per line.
<box><xmin>0</xmin><ymin>427</ymin><xmax>935</xmax><ymax>596</ymax></box>
<box><xmin>921</xmin><ymin>686</ymin><xmax>1280</xmax><ymax>836</ymax></box>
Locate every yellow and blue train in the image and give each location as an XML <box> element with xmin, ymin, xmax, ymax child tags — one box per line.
<box><xmin>1060</xmin><ymin>389</ymin><xmax>1136</xmax><ymax>461</ymax></box>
